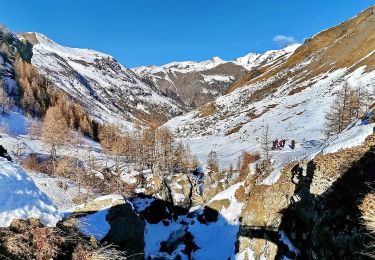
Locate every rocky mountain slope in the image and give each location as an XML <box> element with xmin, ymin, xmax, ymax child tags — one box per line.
<box><xmin>22</xmin><ymin>32</ymin><xmax>183</xmax><ymax>128</ymax></box>
<box><xmin>133</xmin><ymin>45</ymin><xmax>299</xmax><ymax>109</ymax></box>
<box><xmin>236</xmin><ymin>130</ymin><xmax>375</xmax><ymax>259</ymax></box>
<box><xmin>165</xmin><ymin>6</ymin><xmax>375</xmax><ymax>177</ymax></box>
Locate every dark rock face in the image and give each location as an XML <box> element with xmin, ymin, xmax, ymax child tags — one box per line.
<box><xmin>0</xmin><ymin>145</ymin><xmax>11</xmax><ymax>161</ymax></box>
<box><xmin>237</xmin><ymin>135</ymin><xmax>375</xmax><ymax>259</ymax></box>
<box><xmin>72</xmin><ymin>196</ymin><xmax>145</xmax><ymax>258</ymax></box>
<box><xmin>133</xmin><ymin>195</ymin><xmax>189</xmax><ymax>224</ymax></box>
<box><xmin>102</xmin><ymin>202</ymin><xmax>145</xmax><ymax>258</ymax></box>
<box><xmin>0</xmin><ymin>27</ymin><xmax>33</xmax><ymax>62</ymax></box>
<box><xmin>279</xmin><ymin>146</ymin><xmax>375</xmax><ymax>259</ymax></box>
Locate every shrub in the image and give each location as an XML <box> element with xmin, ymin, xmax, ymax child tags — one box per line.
<box><xmin>239</xmin><ymin>151</ymin><xmax>261</xmax><ymax>180</ymax></box>
<box><xmin>32</xmin><ymin>227</ymin><xmax>64</xmax><ymax>260</ymax></box>
<box><xmin>55</xmin><ymin>157</ymin><xmax>75</xmax><ymax>177</ymax></box>
<box><xmin>224</xmin><ymin>125</ymin><xmax>242</xmax><ymax>136</ymax></box>
<box><xmin>21</xmin><ymin>153</ymin><xmax>53</xmax><ymax>174</ymax></box>
<box><xmin>0</xmin><ymin>218</ymin><xmax>126</xmax><ymax>260</ymax></box>
<box><xmin>56</xmin><ymin>180</ymin><xmax>68</xmax><ymax>191</ymax></box>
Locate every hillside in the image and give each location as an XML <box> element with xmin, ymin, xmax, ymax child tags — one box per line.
<box><xmin>133</xmin><ymin>44</ymin><xmax>298</xmax><ymax>109</ymax></box>
<box><xmin>165</xmin><ymin>6</ymin><xmax>375</xmax><ymax>178</ymax></box>
<box><xmin>22</xmin><ymin>32</ymin><xmax>183</xmax><ymax>128</ymax></box>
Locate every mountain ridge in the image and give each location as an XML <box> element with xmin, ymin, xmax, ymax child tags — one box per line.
<box><xmin>22</xmin><ymin>32</ymin><xmax>183</xmax><ymax>128</ymax></box>
<box><xmin>132</xmin><ymin>44</ymin><xmax>299</xmax><ymax>109</ymax></box>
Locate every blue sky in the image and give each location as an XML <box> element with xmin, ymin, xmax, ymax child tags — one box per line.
<box><xmin>0</xmin><ymin>1</ymin><xmax>374</xmax><ymax>67</ymax></box>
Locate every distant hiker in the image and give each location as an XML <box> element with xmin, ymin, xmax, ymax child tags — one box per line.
<box><xmin>278</xmin><ymin>139</ymin><xmax>284</xmax><ymax>149</ymax></box>
<box><xmin>281</xmin><ymin>139</ymin><xmax>286</xmax><ymax>148</ymax></box>
<box><xmin>272</xmin><ymin>139</ymin><xmax>278</xmax><ymax>150</ymax></box>
<box><xmin>290</xmin><ymin>140</ymin><xmax>296</xmax><ymax>150</ymax></box>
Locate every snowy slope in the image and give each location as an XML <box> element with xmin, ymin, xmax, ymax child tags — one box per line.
<box><xmin>165</xmin><ymin>9</ymin><xmax>375</xmax><ymax>180</ymax></box>
<box><xmin>23</xmin><ymin>32</ymin><xmax>182</xmax><ymax>128</ymax></box>
<box><xmin>164</xmin><ymin>8</ymin><xmax>375</xmax><ymax>183</ymax></box>
<box><xmin>166</xmin><ymin>65</ymin><xmax>374</xmax><ymax>184</ymax></box>
<box><xmin>0</xmin><ymin>158</ymin><xmax>61</xmax><ymax>227</ymax></box>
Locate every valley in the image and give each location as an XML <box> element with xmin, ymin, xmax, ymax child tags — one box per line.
<box><xmin>0</xmin><ymin>4</ymin><xmax>374</xmax><ymax>260</ymax></box>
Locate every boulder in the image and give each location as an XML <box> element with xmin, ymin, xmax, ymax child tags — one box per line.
<box><xmin>74</xmin><ymin>195</ymin><xmax>145</xmax><ymax>258</ymax></box>
<box><xmin>103</xmin><ymin>202</ymin><xmax>145</xmax><ymax>258</ymax></box>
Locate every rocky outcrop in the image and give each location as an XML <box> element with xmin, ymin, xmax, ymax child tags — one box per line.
<box><xmin>237</xmin><ymin>134</ymin><xmax>375</xmax><ymax>259</ymax></box>
<box><xmin>139</xmin><ymin>172</ymin><xmax>201</xmax><ymax>208</ymax></box>
<box><xmin>74</xmin><ymin>194</ymin><xmax>126</xmax><ymax>213</ymax></box>
<box><xmin>73</xmin><ymin>195</ymin><xmax>145</xmax><ymax>258</ymax></box>
<box><xmin>103</xmin><ymin>202</ymin><xmax>145</xmax><ymax>258</ymax></box>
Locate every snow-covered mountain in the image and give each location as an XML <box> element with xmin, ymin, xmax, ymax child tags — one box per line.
<box><xmin>233</xmin><ymin>44</ymin><xmax>300</xmax><ymax>70</ymax></box>
<box><xmin>133</xmin><ymin>45</ymin><xmax>299</xmax><ymax>109</ymax></box>
<box><xmin>22</xmin><ymin>32</ymin><xmax>183</xmax><ymax>128</ymax></box>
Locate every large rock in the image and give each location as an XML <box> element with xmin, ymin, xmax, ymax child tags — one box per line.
<box><xmin>103</xmin><ymin>202</ymin><xmax>145</xmax><ymax>258</ymax></box>
<box><xmin>74</xmin><ymin>195</ymin><xmax>145</xmax><ymax>258</ymax></box>
<box><xmin>74</xmin><ymin>194</ymin><xmax>125</xmax><ymax>213</ymax></box>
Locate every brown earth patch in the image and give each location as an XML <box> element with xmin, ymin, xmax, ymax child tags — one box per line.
<box><xmin>195</xmin><ymin>101</ymin><xmax>216</xmax><ymax>118</ymax></box>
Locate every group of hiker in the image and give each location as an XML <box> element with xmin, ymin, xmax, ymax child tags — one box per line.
<box><xmin>272</xmin><ymin>138</ymin><xmax>295</xmax><ymax>150</ymax></box>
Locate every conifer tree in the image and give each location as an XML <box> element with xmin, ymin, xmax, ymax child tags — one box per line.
<box><xmin>0</xmin><ymin>81</ymin><xmax>12</xmax><ymax>115</ymax></box>
<box><xmin>42</xmin><ymin>105</ymin><xmax>70</xmax><ymax>160</ymax></box>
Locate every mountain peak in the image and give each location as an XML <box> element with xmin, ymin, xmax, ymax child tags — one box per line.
<box><xmin>210</xmin><ymin>56</ymin><xmax>224</xmax><ymax>63</ymax></box>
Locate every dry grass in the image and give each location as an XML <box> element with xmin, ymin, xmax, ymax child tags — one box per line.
<box><xmin>32</xmin><ymin>227</ymin><xmax>65</xmax><ymax>260</ymax></box>
<box><xmin>21</xmin><ymin>153</ymin><xmax>53</xmax><ymax>175</ymax></box>
<box><xmin>208</xmin><ymin>199</ymin><xmax>231</xmax><ymax>212</ymax></box>
<box><xmin>239</xmin><ymin>151</ymin><xmax>261</xmax><ymax>181</ymax></box>
<box><xmin>195</xmin><ymin>101</ymin><xmax>216</xmax><ymax>118</ymax></box>
<box><xmin>314</xmin><ymin>134</ymin><xmax>375</xmax><ymax>179</ymax></box>
<box><xmin>228</xmin><ymin>68</ymin><xmax>264</xmax><ymax>93</ymax></box>
<box><xmin>360</xmin><ymin>193</ymin><xmax>375</xmax><ymax>232</ymax></box>
<box><xmin>72</xmin><ymin>243</ymin><xmax>128</xmax><ymax>260</ymax></box>
<box><xmin>0</xmin><ymin>218</ymin><xmax>129</xmax><ymax>260</ymax></box>
<box><xmin>247</xmin><ymin>109</ymin><xmax>268</xmax><ymax>120</ymax></box>
<box><xmin>1</xmin><ymin>219</ymin><xmax>64</xmax><ymax>260</ymax></box>
<box><xmin>359</xmin><ymin>192</ymin><xmax>375</xmax><ymax>258</ymax></box>
<box><xmin>234</xmin><ymin>184</ymin><xmax>248</xmax><ymax>203</ymax></box>
<box><xmin>227</xmin><ymin>6</ymin><xmax>375</xmax><ymax>95</ymax></box>
<box><xmin>288</xmin><ymin>85</ymin><xmax>309</xmax><ymax>96</ymax></box>
<box><xmin>225</xmin><ymin>125</ymin><xmax>242</xmax><ymax>136</ymax></box>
